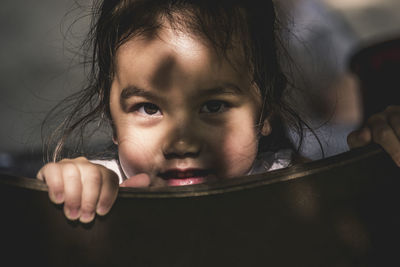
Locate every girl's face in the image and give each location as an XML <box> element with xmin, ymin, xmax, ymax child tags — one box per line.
<box><xmin>110</xmin><ymin>26</ymin><xmax>268</xmax><ymax>187</ymax></box>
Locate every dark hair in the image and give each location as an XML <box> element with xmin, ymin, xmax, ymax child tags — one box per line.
<box><xmin>43</xmin><ymin>0</ymin><xmax>312</xmax><ymax>162</ymax></box>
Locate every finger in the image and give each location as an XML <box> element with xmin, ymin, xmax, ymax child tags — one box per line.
<box><xmin>384</xmin><ymin>105</ymin><xmax>400</xmax><ymax>114</ymax></box>
<box><xmin>61</xmin><ymin>162</ymin><xmax>83</xmax><ymax>220</ymax></box>
<box><xmin>96</xmin><ymin>168</ymin><xmax>119</xmax><ymax>216</ymax></box>
<box><xmin>78</xmin><ymin>164</ymin><xmax>102</xmax><ymax>223</ymax></box>
<box><xmin>368</xmin><ymin>115</ymin><xmax>400</xmax><ymax>167</ymax></box>
<box><xmin>120</xmin><ymin>173</ymin><xmax>151</xmax><ymax>188</ymax></box>
<box><xmin>347</xmin><ymin>127</ymin><xmax>372</xmax><ymax>149</ymax></box>
<box><xmin>388</xmin><ymin>112</ymin><xmax>400</xmax><ymax>139</ymax></box>
<box><xmin>37</xmin><ymin>163</ymin><xmax>65</xmax><ymax>204</ymax></box>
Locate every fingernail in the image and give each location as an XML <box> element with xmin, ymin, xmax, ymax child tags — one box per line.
<box><xmin>54</xmin><ymin>192</ymin><xmax>64</xmax><ymax>203</ymax></box>
<box><xmin>66</xmin><ymin>207</ymin><xmax>80</xmax><ymax>219</ymax></box>
<box><xmin>96</xmin><ymin>205</ymin><xmax>108</xmax><ymax>216</ymax></box>
<box><xmin>80</xmin><ymin>211</ymin><xmax>95</xmax><ymax>223</ymax></box>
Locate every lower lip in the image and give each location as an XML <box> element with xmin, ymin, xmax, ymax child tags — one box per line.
<box><xmin>166</xmin><ymin>177</ymin><xmax>207</xmax><ymax>186</ymax></box>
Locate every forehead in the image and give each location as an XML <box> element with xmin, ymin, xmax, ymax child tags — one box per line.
<box><xmin>114</xmin><ymin>25</ymin><xmax>249</xmax><ymax>83</ymax></box>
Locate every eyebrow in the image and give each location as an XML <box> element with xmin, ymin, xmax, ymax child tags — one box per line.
<box><xmin>199</xmin><ymin>84</ymin><xmax>243</xmax><ymax>96</ymax></box>
<box><xmin>120</xmin><ymin>86</ymin><xmax>163</xmax><ymax>111</ymax></box>
<box><xmin>119</xmin><ymin>83</ymin><xmax>243</xmax><ymax>109</ymax></box>
<box><xmin>120</xmin><ymin>85</ymin><xmax>158</xmax><ymax>100</ymax></box>
<box><xmin>121</xmin><ymin>83</ymin><xmax>242</xmax><ymax>99</ymax></box>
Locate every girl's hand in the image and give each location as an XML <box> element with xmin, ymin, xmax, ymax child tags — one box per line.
<box><xmin>37</xmin><ymin>157</ymin><xmax>120</xmax><ymax>223</ymax></box>
<box><xmin>347</xmin><ymin>105</ymin><xmax>400</xmax><ymax>167</ymax></box>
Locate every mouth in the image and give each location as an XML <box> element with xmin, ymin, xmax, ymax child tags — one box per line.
<box><xmin>158</xmin><ymin>169</ymin><xmax>212</xmax><ymax>186</ymax></box>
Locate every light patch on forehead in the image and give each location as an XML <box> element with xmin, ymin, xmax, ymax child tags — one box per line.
<box><xmin>161</xmin><ymin>27</ymin><xmax>205</xmax><ymax>53</ymax></box>
<box><xmin>155</xmin><ymin>26</ymin><xmax>220</xmax><ymax>70</ymax></box>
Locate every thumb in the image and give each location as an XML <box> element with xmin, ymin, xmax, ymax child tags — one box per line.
<box><xmin>120</xmin><ymin>173</ymin><xmax>151</xmax><ymax>188</ymax></box>
<box><xmin>347</xmin><ymin>127</ymin><xmax>372</xmax><ymax>149</ymax></box>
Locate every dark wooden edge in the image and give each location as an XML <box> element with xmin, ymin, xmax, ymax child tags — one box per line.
<box><xmin>0</xmin><ymin>144</ymin><xmax>385</xmax><ymax>199</ymax></box>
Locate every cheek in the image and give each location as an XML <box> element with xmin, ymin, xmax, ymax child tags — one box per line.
<box><xmin>116</xmin><ymin>128</ymin><xmax>162</xmax><ymax>177</ymax></box>
<box><xmin>216</xmin><ymin>122</ymin><xmax>258</xmax><ymax>177</ymax></box>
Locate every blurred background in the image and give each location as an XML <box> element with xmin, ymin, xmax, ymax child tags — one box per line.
<box><xmin>1</xmin><ymin>0</ymin><xmax>400</xmax><ymax>177</ymax></box>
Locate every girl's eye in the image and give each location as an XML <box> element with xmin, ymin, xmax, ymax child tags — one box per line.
<box><xmin>136</xmin><ymin>103</ymin><xmax>162</xmax><ymax>116</ymax></box>
<box><xmin>200</xmin><ymin>100</ymin><xmax>228</xmax><ymax>114</ymax></box>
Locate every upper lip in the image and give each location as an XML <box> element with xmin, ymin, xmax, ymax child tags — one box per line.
<box><xmin>158</xmin><ymin>168</ymin><xmax>210</xmax><ymax>180</ymax></box>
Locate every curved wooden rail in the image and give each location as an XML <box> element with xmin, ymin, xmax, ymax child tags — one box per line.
<box><xmin>1</xmin><ymin>144</ymin><xmax>400</xmax><ymax>266</ymax></box>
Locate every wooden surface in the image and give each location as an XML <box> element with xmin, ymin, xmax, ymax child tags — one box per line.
<box><xmin>1</xmin><ymin>144</ymin><xmax>400</xmax><ymax>266</ymax></box>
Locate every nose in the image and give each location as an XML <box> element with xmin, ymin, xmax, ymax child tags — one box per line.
<box><xmin>162</xmin><ymin>123</ymin><xmax>202</xmax><ymax>159</ymax></box>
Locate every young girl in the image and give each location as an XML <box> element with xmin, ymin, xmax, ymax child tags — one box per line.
<box><xmin>37</xmin><ymin>0</ymin><xmax>400</xmax><ymax>224</ymax></box>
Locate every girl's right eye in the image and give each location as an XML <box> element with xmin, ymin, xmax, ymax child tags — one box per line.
<box><xmin>135</xmin><ymin>103</ymin><xmax>162</xmax><ymax>116</ymax></box>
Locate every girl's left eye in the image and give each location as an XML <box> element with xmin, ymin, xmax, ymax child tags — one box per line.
<box><xmin>200</xmin><ymin>100</ymin><xmax>228</xmax><ymax>114</ymax></box>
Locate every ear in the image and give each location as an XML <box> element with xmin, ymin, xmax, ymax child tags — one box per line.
<box><xmin>111</xmin><ymin>122</ymin><xmax>119</xmax><ymax>145</ymax></box>
<box><xmin>261</xmin><ymin>119</ymin><xmax>271</xmax><ymax>136</ymax></box>
<box><xmin>112</xmin><ymin>136</ymin><xmax>118</xmax><ymax>145</ymax></box>
<box><xmin>112</xmin><ymin>130</ymin><xmax>119</xmax><ymax>145</ymax></box>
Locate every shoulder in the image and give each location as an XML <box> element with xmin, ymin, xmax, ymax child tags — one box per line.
<box><xmin>248</xmin><ymin>149</ymin><xmax>293</xmax><ymax>175</ymax></box>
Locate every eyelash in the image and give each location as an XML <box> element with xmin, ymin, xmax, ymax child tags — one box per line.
<box><xmin>200</xmin><ymin>100</ymin><xmax>230</xmax><ymax>114</ymax></box>
<box><xmin>130</xmin><ymin>100</ymin><xmax>230</xmax><ymax>117</ymax></box>
<box><xmin>132</xmin><ymin>102</ymin><xmax>162</xmax><ymax>116</ymax></box>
